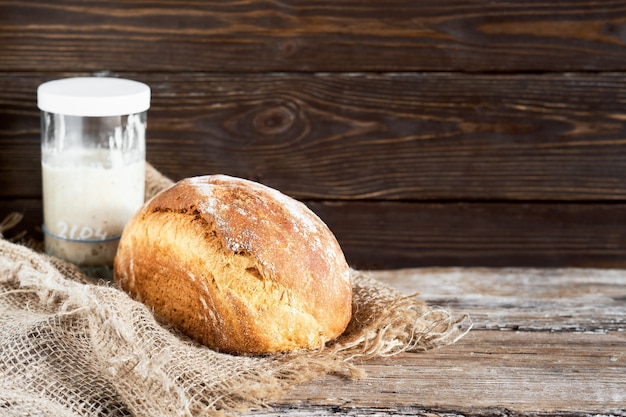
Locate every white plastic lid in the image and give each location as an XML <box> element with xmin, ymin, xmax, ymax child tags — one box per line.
<box><xmin>37</xmin><ymin>77</ymin><xmax>151</xmax><ymax>117</ymax></box>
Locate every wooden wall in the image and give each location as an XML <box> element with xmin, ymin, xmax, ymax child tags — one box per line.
<box><xmin>2</xmin><ymin>1</ymin><xmax>626</xmax><ymax>269</ymax></box>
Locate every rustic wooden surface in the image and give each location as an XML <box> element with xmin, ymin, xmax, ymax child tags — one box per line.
<box><xmin>2</xmin><ymin>1</ymin><xmax>626</xmax><ymax>268</ymax></box>
<box><xmin>242</xmin><ymin>268</ymin><xmax>626</xmax><ymax>416</ymax></box>
<box><xmin>2</xmin><ymin>1</ymin><xmax>626</xmax><ymax>72</ymax></box>
<box><xmin>6</xmin><ymin>198</ymin><xmax>626</xmax><ymax>269</ymax></box>
<box><xmin>4</xmin><ymin>72</ymin><xmax>626</xmax><ymax>201</ymax></box>
<box><xmin>3</xmin><ymin>71</ymin><xmax>626</xmax><ymax>268</ymax></box>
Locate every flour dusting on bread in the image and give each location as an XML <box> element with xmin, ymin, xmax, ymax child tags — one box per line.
<box><xmin>186</xmin><ymin>175</ymin><xmax>346</xmax><ymax>284</ymax></box>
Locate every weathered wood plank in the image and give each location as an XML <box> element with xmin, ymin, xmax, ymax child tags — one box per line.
<box><xmin>310</xmin><ymin>201</ymin><xmax>626</xmax><ymax>269</ymax></box>
<box><xmin>242</xmin><ymin>268</ymin><xmax>626</xmax><ymax>416</ymax></box>
<box><xmin>2</xmin><ymin>1</ymin><xmax>626</xmax><ymax>72</ymax></box>
<box><xmin>3</xmin><ymin>72</ymin><xmax>626</xmax><ymax>201</ymax></box>
<box><xmin>372</xmin><ymin>267</ymin><xmax>626</xmax><ymax>332</ymax></box>
<box><xmin>249</xmin><ymin>331</ymin><xmax>626</xmax><ymax>415</ymax></box>
<box><xmin>3</xmin><ymin>199</ymin><xmax>626</xmax><ymax>269</ymax></box>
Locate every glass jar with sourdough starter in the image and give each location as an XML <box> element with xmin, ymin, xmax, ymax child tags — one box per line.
<box><xmin>38</xmin><ymin>77</ymin><xmax>150</xmax><ymax>278</ymax></box>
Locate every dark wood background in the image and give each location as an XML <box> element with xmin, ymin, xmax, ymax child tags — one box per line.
<box><xmin>2</xmin><ymin>0</ymin><xmax>626</xmax><ymax>269</ymax></box>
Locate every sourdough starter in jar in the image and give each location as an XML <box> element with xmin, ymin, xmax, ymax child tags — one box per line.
<box><xmin>38</xmin><ymin>77</ymin><xmax>150</xmax><ymax>278</ymax></box>
<box><xmin>42</xmin><ymin>150</ymin><xmax>145</xmax><ymax>266</ymax></box>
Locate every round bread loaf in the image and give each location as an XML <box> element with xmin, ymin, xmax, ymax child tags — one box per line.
<box><xmin>114</xmin><ymin>175</ymin><xmax>352</xmax><ymax>355</ymax></box>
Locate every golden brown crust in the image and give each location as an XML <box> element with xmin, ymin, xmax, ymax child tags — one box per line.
<box><xmin>114</xmin><ymin>175</ymin><xmax>352</xmax><ymax>355</ymax></box>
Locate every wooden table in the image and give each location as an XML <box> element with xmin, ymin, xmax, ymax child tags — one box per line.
<box><xmin>244</xmin><ymin>268</ymin><xmax>625</xmax><ymax>416</ymax></box>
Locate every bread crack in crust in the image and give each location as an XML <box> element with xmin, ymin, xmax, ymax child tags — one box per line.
<box><xmin>114</xmin><ymin>175</ymin><xmax>352</xmax><ymax>355</ymax></box>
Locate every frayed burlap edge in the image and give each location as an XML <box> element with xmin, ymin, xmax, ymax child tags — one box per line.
<box><xmin>0</xmin><ymin>163</ymin><xmax>471</xmax><ymax>416</ymax></box>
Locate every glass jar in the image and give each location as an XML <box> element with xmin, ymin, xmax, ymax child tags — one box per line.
<box><xmin>37</xmin><ymin>77</ymin><xmax>150</xmax><ymax>278</ymax></box>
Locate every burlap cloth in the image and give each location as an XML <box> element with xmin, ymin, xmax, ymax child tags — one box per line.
<box><xmin>0</xmin><ymin>164</ymin><xmax>471</xmax><ymax>416</ymax></box>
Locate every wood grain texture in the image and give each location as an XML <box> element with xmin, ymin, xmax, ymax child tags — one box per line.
<box><xmin>374</xmin><ymin>267</ymin><xmax>626</xmax><ymax>332</ymax></box>
<box><xmin>2</xmin><ymin>1</ymin><xmax>626</xmax><ymax>72</ymax></box>
<box><xmin>258</xmin><ymin>332</ymin><xmax>626</xmax><ymax>415</ymax></box>
<box><xmin>3</xmin><ymin>199</ymin><xmax>626</xmax><ymax>269</ymax></box>
<box><xmin>3</xmin><ymin>72</ymin><xmax>626</xmax><ymax>201</ymax></box>
<box><xmin>3</xmin><ymin>1</ymin><xmax>626</xmax><ymax>269</ymax></box>
<box><xmin>309</xmin><ymin>201</ymin><xmax>626</xmax><ymax>269</ymax></box>
<box><xmin>240</xmin><ymin>268</ymin><xmax>626</xmax><ymax>416</ymax></box>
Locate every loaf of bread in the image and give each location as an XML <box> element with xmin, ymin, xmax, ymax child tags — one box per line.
<box><xmin>114</xmin><ymin>175</ymin><xmax>352</xmax><ymax>355</ymax></box>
